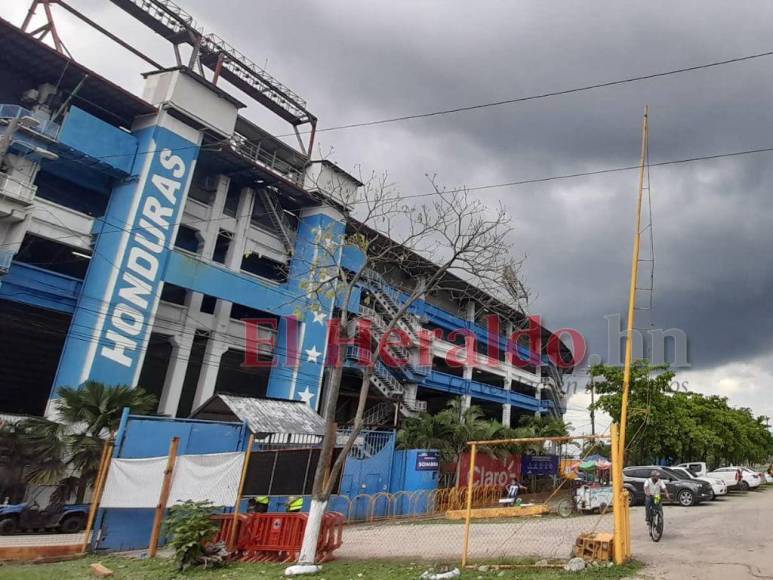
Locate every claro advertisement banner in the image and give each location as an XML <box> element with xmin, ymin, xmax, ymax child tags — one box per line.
<box><xmin>457</xmin><ymin>452</ymin><xmax>521</xmax><ymax>486</ymax></box>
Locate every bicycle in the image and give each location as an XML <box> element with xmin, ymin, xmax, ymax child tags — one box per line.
<box><xmin>648</xmin><ymin>496</ymin><xmax>664</xmax><ymax>542</ymax></box>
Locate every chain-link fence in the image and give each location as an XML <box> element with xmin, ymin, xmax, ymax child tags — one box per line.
<box><xmin>332</xmin><ymin>434</ymin><xmax>621</xmax><ymax>565</ymax></box>
<box><xmin>460</xmin><ymin>434</ymin><xmax>617</xmax><ymax>566</ymax></box>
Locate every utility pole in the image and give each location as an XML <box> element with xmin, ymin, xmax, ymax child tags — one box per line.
<box><xmin>589</xmin><ymin>372</ymin><xmax>596</xmax><ymax>437</ymax></box>
<box><xmin>619</xmin><ymin>106</ymin><xmax>649</xmax><ymax>466</ymax></box>
<box><xmin>612</xmin><ymin>106</ymin><xmax>649</xmax><ymax>565</ymax></box>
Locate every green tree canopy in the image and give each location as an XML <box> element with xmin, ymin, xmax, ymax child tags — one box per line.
<box><xmin>590</xmin><ymin>362</ymin><xmax>773</xmax><ymax>466</ymax></box>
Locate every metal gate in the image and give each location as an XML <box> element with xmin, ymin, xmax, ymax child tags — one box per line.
<box><xmin>338</xmin><ymin>430</ymin><xmax>395</xmax><ymax>520</ymax></box>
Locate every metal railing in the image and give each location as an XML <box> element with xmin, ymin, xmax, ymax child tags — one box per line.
<box><xmin>202</xmin><ymin>33</ymin><xmax>308</xmax><ymax>116</ymax></box>
<box><xmin>229</xmin><ymin>132</ymin><xmax>304</xmax><ymax>184</ymax></box>
<box><xmin>345</xmin><ymin>345</ymin><xmax>404</xmax><ymax>397</ymax></box>
<box><xmin>255</xmin><ymin>188</ymin><xmax>296</xmax><ymax>253</ymax></box>
<box><xmin>362</xmin><ymin>401</ymin><xmax>396</xmax><ymax>426</ymax></box>
<box><xmin>0</xmin><ymin>104</ymin><xmax>60</xmax><ymax>139</ymax></box>
<box><xmin>359</xmin><ymin>304</ymin><xmax>413</xmax><ymax>365</ymax></box>
<box><xmin>0</xmin><ymin>173</ymin><xmax>37</xmax><ymax>205</ymax></box>
<box><xmin>361</xmin><ymin>270</ymin><xmax>422</xmax><ymax>340</ymax></box>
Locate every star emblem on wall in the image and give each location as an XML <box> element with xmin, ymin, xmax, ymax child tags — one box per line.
<box><xmin>312</xmin><ymin>311</ymin><xmax>327</xmax><ymax>325</ymax></box>
<box><xmin>305</xmin><ymin>345</ymin><xmax>322</xmax><ymax>363</ymax></box>
<box><xmin>298</xmin><ymin>387</ymin><xmax>315</xmax><ymax>405</ymax></box>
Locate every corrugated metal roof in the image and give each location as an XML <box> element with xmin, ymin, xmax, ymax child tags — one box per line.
<box><xmin>191</xmin><ymin>394</ymin><xmax>326</xmax><ymax>437</ymax></box>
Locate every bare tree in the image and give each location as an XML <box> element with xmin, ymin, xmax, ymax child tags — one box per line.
<box><xmin>293</xmin><ymin>173</ymin><xmax>528</xmax><ymax>567</ymax></box>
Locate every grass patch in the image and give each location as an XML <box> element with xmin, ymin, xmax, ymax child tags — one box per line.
<box><xmin>0</xmin><ymin>554</ymin><xmax>643</xmax><ymax>579</ymax></box>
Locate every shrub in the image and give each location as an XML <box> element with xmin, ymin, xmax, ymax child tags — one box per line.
<box><xmin>163</xmin><ymin>500</ymin><xmax>223</xmax><ymax>571</ymax></box>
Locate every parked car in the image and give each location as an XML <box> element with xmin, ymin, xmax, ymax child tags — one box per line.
<box><xmin>669</xmin><ymin>466</ymin><xmax>727</xmax><ymax>500</ymax></box>
<box><xmin>0</xmin><ymin>502</ymin><xmax>88</xmax><ymax>535</ymax></box>
<box><xmin>738</xmin><ymin>467</ymin><xmax>764</xmax><ymax>490</ymax></box>
<box><xmin>623</xmin><ymin>466</ymin><xmax>713</xmax><ymax>506</ymax></box>
<box><xmin>710</xmin><ymin>466</ymin><xmax>761</xmax><ymax>491</ymax></box>
<box><xmin>675</xmin><ymin>461</ymin><xmax>710</xmax><ymax>477</ymax></box>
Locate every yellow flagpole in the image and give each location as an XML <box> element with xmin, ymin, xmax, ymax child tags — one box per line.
<box><xmin>618</xmin><ymin>106</ymin><xmax>649</xmax><ymax>466</ymax></box>
<box><xmin>461</xmin><ymin>444</ymin><xmax>477</xmax><ymax>567</ymax></box>
<box><xmin>612</xmin><ymin>106</ymin><xmax>649</xmax><ymax>564</ymax></box>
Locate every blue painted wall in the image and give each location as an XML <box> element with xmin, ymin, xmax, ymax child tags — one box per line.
<box><xmin>58</xmin><ymin>107</ymin><xmax>138</xmax><ymax>175</ymax></box>
<box><xmin>389</xmin><ymin>449</ymin><xmax>439</xmax><ymax>516</ymax></box>
<box><xmin>0</xmin><ymin>262</ymin><xmax>81</xmax><ymax>313</ymax></box>
<box><xmin>96</xmin><ymin>414</ymin><xmax>248</xmax><ymax>552</ymax></box>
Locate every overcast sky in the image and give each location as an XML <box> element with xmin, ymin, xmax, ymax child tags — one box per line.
<box><xmin>9</xmin><ymin>1</ymin><xmax>773</xmax><ymax>433</ymax></box>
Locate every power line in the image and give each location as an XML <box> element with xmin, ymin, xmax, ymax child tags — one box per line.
<box><xmin>283</xmin><ymin>48</ymin><xmax>773</xmax><ymax>135</ymax></box>
<box><xmin>5</xmin><ymin>139</ymin><xmax>773</xmax><ymax>253</ymax></box>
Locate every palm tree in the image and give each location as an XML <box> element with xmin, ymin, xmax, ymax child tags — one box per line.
<box><xmin>57</xmin><ymin>381</ymin><xmax>157</xmax><ymax>436</ymax></box>
<box><xmin>396</xmin><ymin>413</ymin><xmax>455</xmax><ymax>453</ymax></box>
<box><xmin>398</xmin><ymin>398</ymin><xmax>529</xmax><ymax>486</ymax></box>
<box><xmin>19</xmin><ymin>382</ymin><xmax>157</xmax><ymax>503</ymax></box>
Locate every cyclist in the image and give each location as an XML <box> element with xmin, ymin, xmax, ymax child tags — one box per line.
<box><xmin>644</xmin><ymin>470</ymin><xmax>671</xmax><ymax>524</ymax></box>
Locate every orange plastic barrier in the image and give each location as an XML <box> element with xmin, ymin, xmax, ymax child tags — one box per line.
<box><xmin>317</xmin><ymin>512</ymin><xmax>345</xmax><ymax>562</ymax></box>
<box><xmin>212</xmin><ymin>512</ymin><xmax>345</xmax><ymax>563</ymax></box>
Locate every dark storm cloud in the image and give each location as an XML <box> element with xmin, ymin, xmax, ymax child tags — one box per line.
<box><xmin>11</xmin><ymin>1</ymin><xmax>773</xmax><ymax>398</ymax></box>
<box><xmin>198</xmin><ymin>0</ymin><xmax>773</xmax><ymax>378</ymax></box>
<box><xmin>207</xmin><ymin>0</ymin><xmax>773</xmax><ymax>376</ymax></box>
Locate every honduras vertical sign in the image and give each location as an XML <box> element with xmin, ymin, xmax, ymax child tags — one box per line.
<box><xmin>53</xmin><ymin>122</ymin><xmax>200</xmax><ymax>396</ymax></box>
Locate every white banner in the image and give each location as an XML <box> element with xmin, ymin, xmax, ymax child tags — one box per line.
<box><xmin>169</xmin><ymin>452</ymin><xmax>244</xmax><ymax>507</ymax></box>
<box><xmin>100</xmin><ymin>456</ymin><xmax>166</xmax><ymax>509</ymax></box>
<box><xmin>100</xmin><ymin>452</ymin><xmax>245</xmax><ymax>509</ymax></box>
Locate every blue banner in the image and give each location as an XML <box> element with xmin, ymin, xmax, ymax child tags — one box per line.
<box><xmin>416</xmin><ymin>451</ymin><xmax>439</xmax><ymax>471</ymax></box>
<box><xmin>521</xmin><ymin>454</ymin><xmax>558</xmax><ymax>476</ymax></box>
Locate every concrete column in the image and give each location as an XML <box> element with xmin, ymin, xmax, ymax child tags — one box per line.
<box><xmin>156</xmin><ymin>288</ymin><xmax>203</xmax><ymax>415</ymax></box>
<box><xmin>190</xmin><ymin>337</ymin><xmax>228</xmax><ymax>410</ymax></box>
<box><xmin>0</xmin><ymin>213</ymin><xmax>30</xmax><ymax>256</ymax></box>
<box><xmin>157</xmin><ymin>332</ymin><xmax>194</xmax><ymax>416</ymax></box>
<box><xmin>199</xmin><ymin>175</ymin><xmax>230</xmax><ymax>259</ymax></box>
<box><xmin>187</xmin><ymin>175</ymin><xmax>237</xmax><ymax>411</ymax></box>
<box><xmin>534</xmin><ymin>384</ymin><xmax>543</xmax><ymax>417</ymax></box>
<box><xmin>460</xmin><ymin>394</ymin><xmax>472</xmax><ymax>415</ymax></box>
<box><xmin>463</xmin><ymin>301</ymin><xmax>475</xmax><ymax>411</ymax></box>
<box><xmin>465</xmin><ymin>301</ymin><xmax>476</xmax><ymax>322</ymax></box>
<box><xmin>225</xmin><ymin>187</ymin><xmax>254</xmax><ymax>271</ymax></box>
<box><xmin>502</xmin><ymin>403</ymin><xmax>511</xmax><ymax>428</ymax></box>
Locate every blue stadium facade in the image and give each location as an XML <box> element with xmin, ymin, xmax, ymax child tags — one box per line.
<box><xmin>0</xmin><ymin>11</ymin><xmax>568</xmax><ymax>427</ymax></box>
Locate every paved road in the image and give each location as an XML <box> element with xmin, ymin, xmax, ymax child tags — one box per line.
<box><xmin>340</xmin><ymin>488</ymin><xmax>773</xmax><ymax>578</ymax></box>
<box><xmin>632</xmin><ymin>488</ymin><xmax>773</xmax><ymax>580</ymax></box>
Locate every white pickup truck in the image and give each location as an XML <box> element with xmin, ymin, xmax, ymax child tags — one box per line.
<box><xmin>669</xmin><ymin>466</ymin><xmax>727</xmax><ymax>499</ymax></box>
<box><xmin>675</xmin><ymin>462</ymin><xmax>761</xmax><ymax>491</ymax></box>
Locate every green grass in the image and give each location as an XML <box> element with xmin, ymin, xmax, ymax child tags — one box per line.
<box><xmin>0</xmin><ymin>554</ymin><xmax>643</xmax><ymax>579</ymax></box>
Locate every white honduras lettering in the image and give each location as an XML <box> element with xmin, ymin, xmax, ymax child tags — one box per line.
<box><xmin>118</xmin><ymin>271</ymin><xmax>151</xmax><ymax>310</ymax></box>
<box><xmin>99</xmin><ymin>147</ymin><xmax>187</xmax><ymax>368</ymax></box>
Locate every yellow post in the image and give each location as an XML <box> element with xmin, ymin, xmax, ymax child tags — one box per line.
<box><xmin>621</xmin><ymin>489</ymin><xmax>629</xmax><ymax>560</ymax></box>
<box><xmin>149</xmin><ymin>436</ymin><xmax>180</xmax><ymax>557</ymax></box>
<box><xmin>228</xmin><ymin>433</ymin><xmax>255</xmax><ymax>548</ymax></box>
<box><xmin>610</xmin><ymin>423</ymin><xmax>626</xmax><ymax>564</ymax></box>
<box><xmin>618</xmin><ymin>106</ymin><xmax>649</xmax><ymax>466</ymax></box>
<box><xmin>461</xmin><ymin>444</ymin><xmax>477</xmax><ymax>568</ymax></box>
<box><xmin>80</xmin><ymin>441</ymin><xmax>113</xmax><ymax>553</ymax></box>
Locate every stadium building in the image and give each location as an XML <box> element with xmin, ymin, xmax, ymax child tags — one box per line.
<box><xmin>0</xmin><ymin>1</ymin><xmax>571</xmax><ymax>428</ymax></box>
